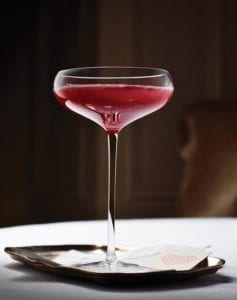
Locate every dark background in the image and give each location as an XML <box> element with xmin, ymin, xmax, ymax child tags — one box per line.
<box><xmin>1</xmin><ymin>0</ymin><xmax>237</xmax><ymax>227</ymax></box>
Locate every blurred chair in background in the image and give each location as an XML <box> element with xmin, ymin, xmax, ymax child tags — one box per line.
<box><xmin>180</xmin><ymin>102</ymin><xmax>237</xmax><ymax>216</ymax></box>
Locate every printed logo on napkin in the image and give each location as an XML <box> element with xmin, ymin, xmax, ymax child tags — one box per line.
<box><xmin>122</xmin><ymin>245</ymin><xmax>211</xmax><ymax>271</ymax></box>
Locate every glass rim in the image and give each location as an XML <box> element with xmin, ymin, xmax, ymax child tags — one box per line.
<box><xmin>57</xmin><ymin>66</ymin><xmax>172</xmax><ymax>80</ymax></box>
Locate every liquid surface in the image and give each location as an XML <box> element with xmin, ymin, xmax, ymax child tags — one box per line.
<box><xmin>54</xmin><ymin>84</ymin><xmax>173</xmax><ymax>133</ymax></box>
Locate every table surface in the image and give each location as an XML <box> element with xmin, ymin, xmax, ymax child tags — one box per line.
<box><xmin>0</xmin><ymin>218</ymin><xmax>236</xmax><ymax>300</ymax></box>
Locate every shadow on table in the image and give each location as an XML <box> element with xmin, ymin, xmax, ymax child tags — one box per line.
<box><xmin>4</xmin><ymin>262</ymin><xmax>235</xmax><ymax>293</ymax></box>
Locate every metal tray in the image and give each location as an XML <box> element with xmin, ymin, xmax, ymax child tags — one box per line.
<box><xmin>5</xmin><ymin>244</ymin><xmax>225</xmax><ymax>284</ymax></box>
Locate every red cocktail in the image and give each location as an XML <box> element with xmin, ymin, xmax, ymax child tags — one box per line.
<box><xmin>55</xmin><ymin>84</ymin><xmax>173</xmax><ymax>133</ymax></box>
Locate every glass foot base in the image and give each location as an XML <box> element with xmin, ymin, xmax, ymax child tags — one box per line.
<box><xmin>78</xmin><ymin>260</ymin><xmax>151</xmax><ymax>273</ymax></box>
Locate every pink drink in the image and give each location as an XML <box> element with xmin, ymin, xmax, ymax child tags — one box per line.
<box><xmin>54</xmin><ymin>84</ymin><xmax>173</xmax><ymax>133</ymax></box>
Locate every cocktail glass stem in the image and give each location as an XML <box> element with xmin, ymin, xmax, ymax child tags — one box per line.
<box><xmin>105</xmin><ymin>133</ymin><xmax>118</xmax><ymax>265</ymax></box>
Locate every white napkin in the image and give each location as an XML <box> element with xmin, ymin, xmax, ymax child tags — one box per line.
<box><xmin>122</xmin><ymin>245</ymin><xmax>211</xmax><ymax>271</ymax></box>
<box><xmin>53</xmin><ymin>245</ymin><xmax>211</xmax><ymax>271</ymax></box>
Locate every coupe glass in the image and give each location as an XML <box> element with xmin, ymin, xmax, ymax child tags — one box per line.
<box><xmin>53</xmin><ymin>67</ymin><xmax>174</xmax><ymax>273</ymax></box>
